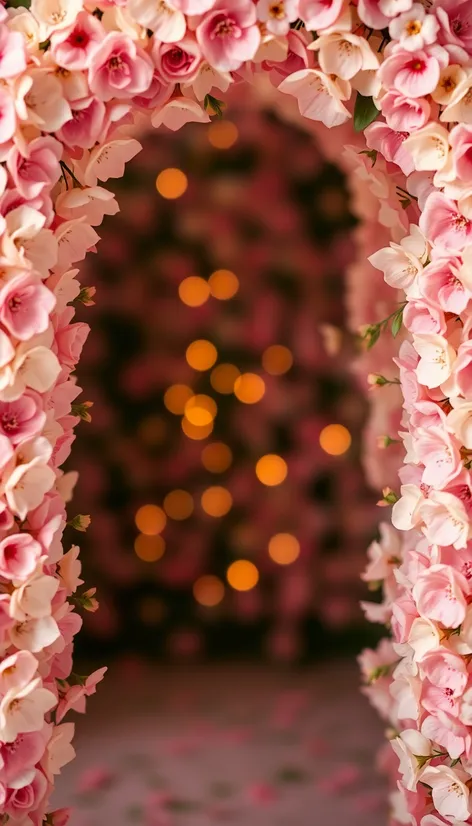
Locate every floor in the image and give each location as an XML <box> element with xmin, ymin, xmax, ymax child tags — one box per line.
<box><xmin>54</xmin><ymin>659</ymin><xmax>389</xmax><ymax>826</ymax></box>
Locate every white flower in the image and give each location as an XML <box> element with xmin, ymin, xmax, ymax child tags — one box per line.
<box><xmin>0</xmin><ymin>677</ymin><xmax>56</xmax><ymax>742</ymax></box>
<box><xmin>9</xmin><ymin>615</ymin><xmax>60</xmax><ymax>653</ymax></box>
<box><xmin>30</xmin><ymin>0</ymin><xmax>83</xmax><ymax>38</ymax></box>
<box><xmin>310</xmin><ymin>32</ymin><xmax>379</xmax><ymax>81</ymax></box>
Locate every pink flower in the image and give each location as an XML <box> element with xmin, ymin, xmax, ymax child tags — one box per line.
<box><xmin>450</xmin><ymin>123</ymin><xmax>472</xmax><ymax>182</ymax></box>
<box><xmin>379</xmin><ymin>48</ymin><xmax>442</xmax><ymax>98</ymax></box>
<box><xmin>5</xmin><ymin>768</ymin><xmax>48</xmax><ymax>821</ymax></box>
<box><xmin>415</xmin><ymin>426</ymin><xmax>462</xmax><ymax>489</ymax></box>
<box><xmin>380</xmin><ymin>90</ymin><xmax>430</xmax><ymax>132</ymax></box>
<box><xmin>55</xmin><ymin>311</ymin><xmax>90</xmax><ymax>370</ymax></box>
<box><xmin>0</xmin><ymin>88</ymin><xmax>18</xmax><ymax>145</ymax></box>
<box><xmin>56</xmin><ymin>98</ymin><xmax>106</xmax><ymax>150</ymax></box>
<box><xmin>358</xmin><ymin>0</ymin><xmax>413</xmax><ymax>30</ymax></box>
<box><xmin>196</xmin><ymin>0</ymin><xmax>261</xmax><ymax>72</ymax></box>
<box><xmin>422</xmin><ymin>711</ymin><xmax>470</xmax><ymax>760</ymax></box>
<box><xmin>436</xmin><ymin>0</ymin><xmax>472</xmax><ymax>55</ymax></box>
<box><xmin>451</xmin><ymin>341</ymin><xmax>472</xmax><ymax>397</ymax></box>
<box><xmin>419</xmin><ymin>257</ymin><xmax>471</xmax><ymax>314</ymax></box>
<box><xmin>298</xmin><ymin>0</ymin><xmax>343</xmax><ymax>31</ymax></box>
<box><xmin>0</xmin><ymin>533</ymin><xmax>42</xmax><ymax>581</ymax></box>
<box><xmin>0</xmin><ymin>26</ymin><xmax>26</xmax><ymax>79</ymax></box>
<box><xmin>413</xmin><ymin>564</ymin><xmax>468</xmax><ymax>627</ymax></box>
<box><xmin>7</xmin><ymin>137</ymin><xmax>62</xmax><ymax>201</ymax></box>
<box><xmin>0</xmin><ymin>274</ymin><xmax>56</xmax><ymax>341</ymax></box>
<box><xmin>365</xmin><ymin>122</ymin><xmax>414</xmax><ymax>175</ymax></box>
<box><xmin>0</xmin><ymin>392</ymin><xmax>45</xmax><ymax>446</ymax></box>
<box><xmin>278</xmin><ymin>69</ymin><xmax>350</xmax><ymax>127</ymax></box>
<box><xmin>50</xmin><ymin>11</ymin><xmax>105</xmax><ymax>70</ymax></box>
<box><xmin>88</xmin><ymin>33</ymin><xmax>154</xmax><ymax>101</ymax></box>
<box><xmin>152</xmin><ymin>38</ymin><xmax>202</xmax><ymax>84</ymax></box>
<box><xmin>0</xmin><ymin>731</ymin><xmax>45</xmax><ymax>787</ymax></box>
<box><xmin>420</xmin><ymin>490</ymin><xmax>469</xmax><ymax>549</ymax></box>
<box><xmin>419</xmin><ymin>192</ymin><xmax>472</xmax><ymax>253</ymax></box>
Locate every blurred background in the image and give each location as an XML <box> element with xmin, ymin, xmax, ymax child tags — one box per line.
<box><xmin>57</xmin><ymin>92</ymin><xmax>389</xmax><ymax>825</ymax></box>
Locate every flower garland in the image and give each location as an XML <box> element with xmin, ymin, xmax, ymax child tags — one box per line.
<box><xmin>0</xmin><ymin>0</ymin><xmax>470</xmax><ymax>823</ymax></box>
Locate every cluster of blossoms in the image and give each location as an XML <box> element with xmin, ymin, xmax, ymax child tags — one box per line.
<box><xmin>1</xmin><ymin>0</ymin><xmax>472</xmax><ymax>821</ymax></box>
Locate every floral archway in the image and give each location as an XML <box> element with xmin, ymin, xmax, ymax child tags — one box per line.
<box><xmin>0</xmin><ymin>0</ymin><xmax>470</xmax><ymax>824</ymax></box>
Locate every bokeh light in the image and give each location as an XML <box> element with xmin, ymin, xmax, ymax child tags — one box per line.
<box><xmin>164</xmin><ymin>384</ymin><xmax>194</xmax><ymax>416</ymax></box>
<box><xmin>227</xmin><ymin>560</ymin><xmax>259</xmax><ymax>592</ymax></box>
<box><xmin>186</xmin><ymin>340</ymin><xmax>218</xmax><ymax>371</ymax></box>
<box><xmin>138</xmin><ymin>415</ymin><xmax>167</xmax><ymax>446</ymax></box>
<box><xmin>138</xmin><ymin>596</ymin><xmax>166</xmax><ymax>625</ymax></box>
<box><xmin>156</xmin><ymin>168</ymin><xmax>188</xmax><ymax>199</ymax></box>
<box><xmin>193</xmin><ymin>575</ymin><xmax>225</xmax><ymax>607</ymax></box>
<box><xmin>201</xmin><ymin>486</ymin><xmax>233</xmax><ymax>517</ymax></box>
<box><xmin>262</xmin><ymin>345</ymin><xmax>293</xmax><ymax>376</ymax></box>
<box><xmin>210</xmin><ymin>363</ymin><xmax>240</xmax><ymax>395</ymax></box>
<box><xmin>135</xmin><ymin>504</ymin><xmax>167</xmax><ymax>536</ymax></box>
<box><xmin>164</xmin><ymin>489</ymin><xmax>194</xmax><ymax>520</ymax></box>
<box><xmin>255</xmin><ymin>454</ymin><xmax>287</xmax><ymax>486</ymax></box>
<box><xmin>181</xmin><ymin>418</ymin><xmax>214</xmax><ymax>440</ymax></box>
<box><xmin>234</xmin><ymin>373</ymin><xmax>265</xmax><ymax>404</ymax></box>
<box><xmin>201</xmin><ymin>442</ymin><xmax>233</xmax><ymax>473</ymax></box>
<box><xmin>209</xmin><ymin>269</ymin><xmax>239</xmax><ymax>300</ymax></box>
<box><xmin>208</xmin><ymin>121</ymin><xmax>239</xmax><ymax>150</ymax></box>
<box><xmin>134</xmin><ymin>534</ymin><xmax>166</xmax><ymax>562</ymax></box>
<box><xmin>184</xmin><ymin>394</ymin><xmax>217</xmax><ymax>427</ymax></box>
<box><xmin>319</xmin><ymin>424</ymin><xmax>352</xmax><ymax>456</ymax></box>
<box><xmin>178</xmin><ymin>276</ymin><xmax>210</xmax><ymax>307</ymax></box>
<box><xmin>268</xmin><ymin>533</ymin><xmax>300</xmax><ymax>565</ymax></box>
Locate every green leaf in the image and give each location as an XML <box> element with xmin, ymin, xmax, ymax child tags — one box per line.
<box><xmin>353</xmin><ymin>94</ymin><xmax>380</xmax><ymax>133</ymax></box>
<box><xmin>204</xmin><ymin>94</ymin><xmax>225</xmax><ymax>118</ymax></box>
<box><xmin>391</xmin><ymin>308</ymin><xmax>404</xmax><ymax>338</ymax></box>
<box><xmin>6</xmin><ymin>0</ymin><xmax>31</xmax><ymax>7</ymax></box>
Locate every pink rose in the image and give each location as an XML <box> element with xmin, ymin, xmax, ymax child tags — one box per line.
<box><xmin>55</xmin><ymin>311</ymin><xmax>90</xmax><ymax>370</ymax></box>
<box><xmin>152</xmin><ymin>37</ymin><xmax>202</xmax><ymax>84</ymax></box>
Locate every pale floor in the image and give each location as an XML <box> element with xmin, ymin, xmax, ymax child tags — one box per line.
<box><xmin>54</xmin><ymin>659</ymin><xmax>388</xmax><ymax>826</ymax></box>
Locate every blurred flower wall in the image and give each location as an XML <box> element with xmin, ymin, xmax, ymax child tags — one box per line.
<box><xmin>69</xmin><ymin>96</ymin><xmax>381</xmax><ymax>663</ymax></box>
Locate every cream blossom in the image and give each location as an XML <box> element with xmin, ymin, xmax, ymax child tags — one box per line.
<box><xmin>310</xmin><ymin>32</ymin><xmax>379</xmax><ymax>81</ymax></box>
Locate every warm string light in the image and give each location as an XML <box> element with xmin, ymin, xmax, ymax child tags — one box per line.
<box><xmin>201</xmin><ymin>442</ymin><xmax>233</xmax><ymax>473</ymax></box>
<box><xmin>164</xmin><ymin>384</ymin><xmax>193</xmax><ymax>415</ymax></box>
<box><xmin>193</xmin><ymin>575</ymin><xmax>225</xmax><ymax>606</ymax></box>
<box><xmin>268</xmin><ymin>533</ymin><xmax>300</xmax><ymax>565</ymax></box>
<box><xmin>319</xmin><ymin>424</ymin><xmax>352</xmax><ymax>456</ymax></box>
<box><xmin>201</xmin><ymin>486</ymin><xmax>233</xmax><ymax>517</ymax></box>
<box><xmin>186</xmin><ymin>339</ymin><xmax>218</xmax><ymax>371</ymax></box>
<box><xmin>184</xmin><ymin>394</ymin><xmax>217</xmax><ymax>426</ymax></box>
<box><xmin>209</xmin><ymin>269</ymin><xmax>239</xmax><ymax>300</ymax></box>
<box><xmin>160</xmin><ymin>261</ymin><xmax>294</xmax><ymax>599</ymax></box>
<box><xmin>210</xmin><ymin>363</ymin><xmax>240</xmax><ymax>394</ymax></box>
<box><xmin>227</xmin><ymin>560</ymin><xmax>259</xmax><ymax>592</ymax></box>
<box><xmin>255</xmin><ymin>454</ymin><xmax>288</xmax><ymax>486</ymax></box>
<box><xmin>234</xmin><ymin>373</ymin><xmax>265</xmax><ymax>404</ymax></box>
<box><xmin>135</xmin><ymin>504</ymin><xmax>167</xmax><ymax>536</ymax></box>
<box><xmin>207</xmin><ymin>121</ymin><xmax>239</xmax><ymax>150</ymax></box>
<box><xmin>134</xmin><ymin>534</ymin><xmax>166</xmax><ymax>562</ymax></box>
<box><xmin>262</xmin><ymin>345</ymin><xmax>293</xmax><ymax>376</ymax></box>
<box><xmin>164</xmin><ymin>489</ymin><xmax>194</xmax><ymax>520</ymax></box>
<box><xmin>178</xmin><ymin>276</ymin><xmax>210</xmax><ymax>307</ymax></box>
<box><xmin>156</xmin><ymin>167</ymin><xmax>188</xmax><ymax>199</ymax></box>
